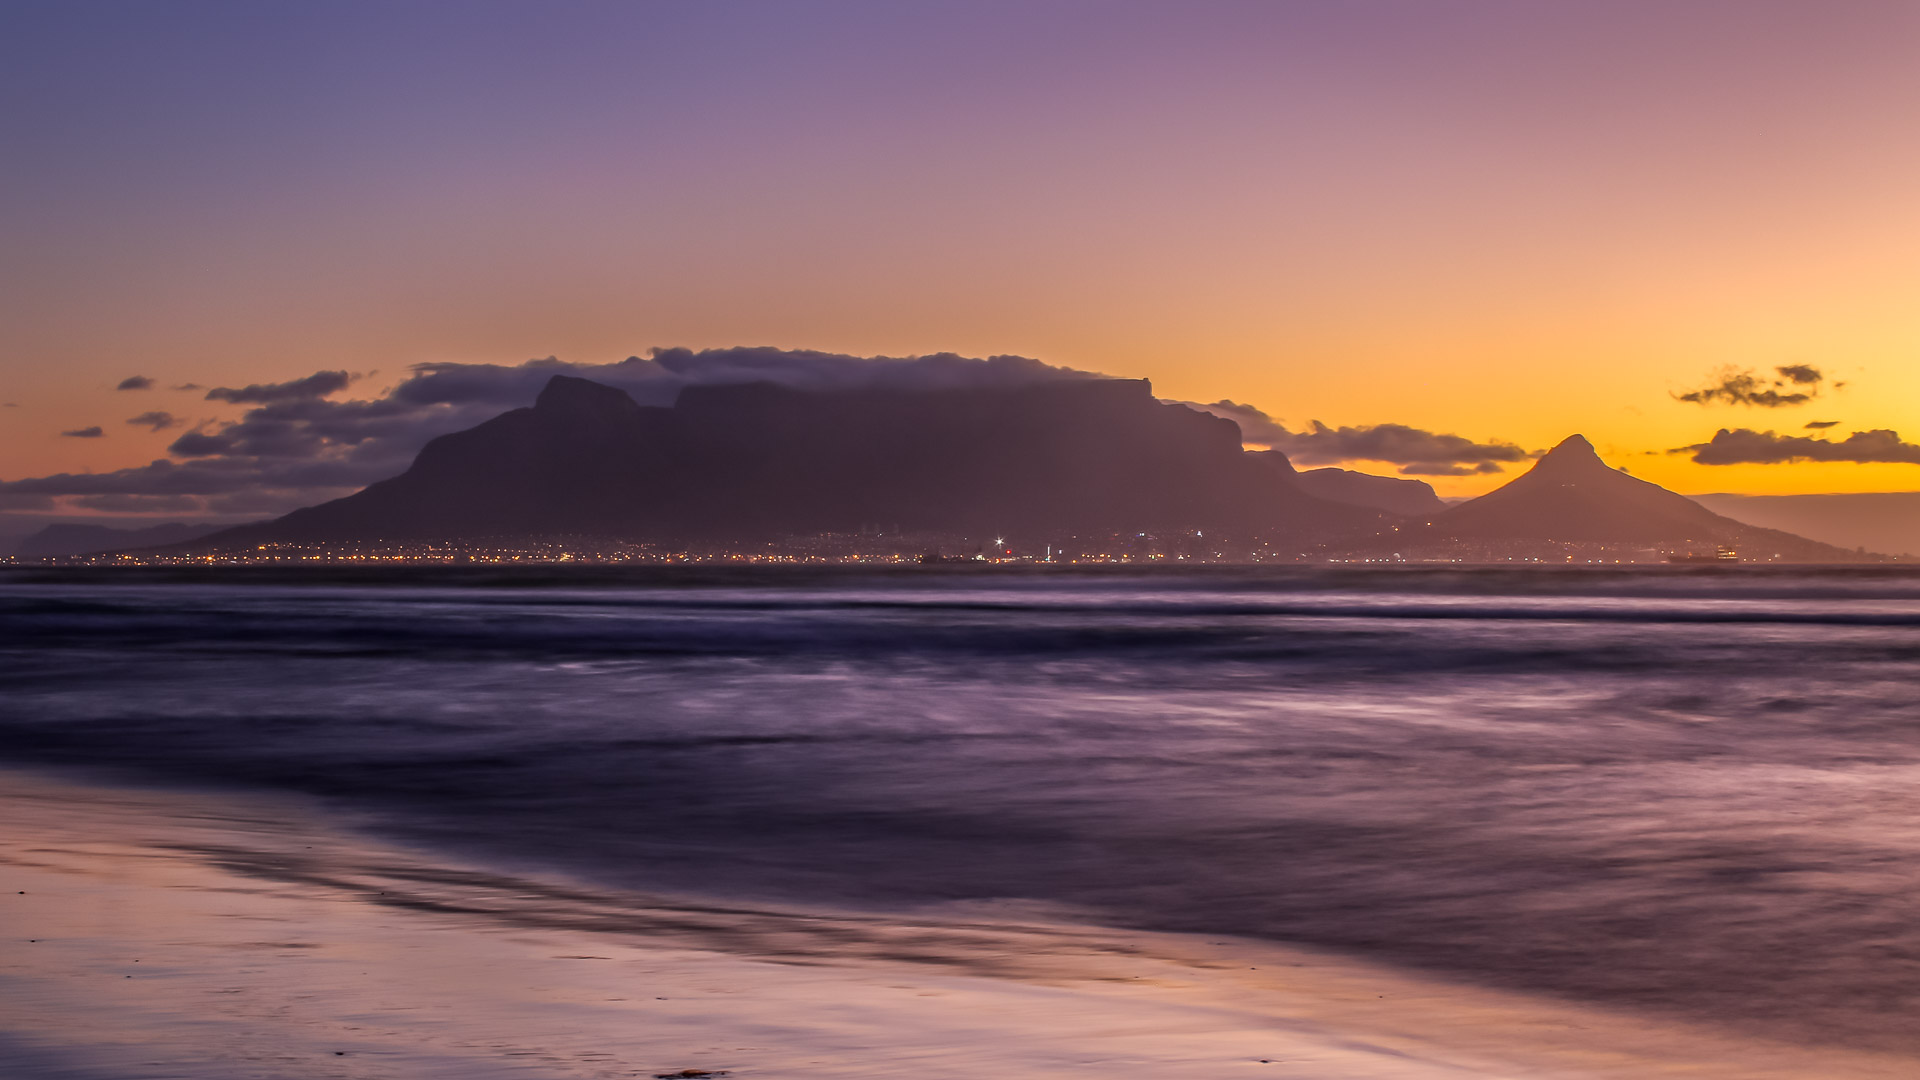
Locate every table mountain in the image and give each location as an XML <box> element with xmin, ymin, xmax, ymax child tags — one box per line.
<box><xmin>194</xmin><ymin>375</ymin><xmax>1387</xmax><ymax>548</ymax></box>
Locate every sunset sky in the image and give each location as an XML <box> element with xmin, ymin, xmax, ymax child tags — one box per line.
<box><xmin>4</xmin><ymin>0</ymin><xmax>1918</xmax><ymax>521</ymax></box>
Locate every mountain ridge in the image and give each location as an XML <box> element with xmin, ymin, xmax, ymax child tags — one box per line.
<box><xmin>194</xmin><ymin>375</ymin><xmax>1388</xmax><ymax>550</ymax></box>
<box><xmin>168</xmin><ymin>386</ymin><xmax>1874</xmax><ymax>562</ymax></box>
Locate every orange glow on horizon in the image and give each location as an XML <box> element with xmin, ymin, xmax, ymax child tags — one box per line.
<box><xmin>5</xmin><ymin>3</ymin><xmax>1919</xmax><ymax>507</ymax></box>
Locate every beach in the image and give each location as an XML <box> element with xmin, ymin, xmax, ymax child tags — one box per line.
<box><xmin>7</xmin><ymin>767</ymin><xmax>1916</xmax><ymax>1080</ymax></box>
<box><xmin>6</xmin><ymin>568</ymin><xmax>1920</xmax><ymax>1076</ymax></box>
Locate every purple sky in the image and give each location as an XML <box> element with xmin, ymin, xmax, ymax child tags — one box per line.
<box><xmin>4</xmin><ymin>1</ymin><xmax>1919</xmax><ymax>523</ymax></box>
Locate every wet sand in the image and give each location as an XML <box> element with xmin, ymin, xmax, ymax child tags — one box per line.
<box><xmin>1</xmin><ymin>768</ymin><xmax>1912</xmax><ymax>1080</ymax></box>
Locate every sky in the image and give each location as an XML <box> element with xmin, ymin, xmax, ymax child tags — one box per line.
<box><xmin>3</xmin><ymin>0</ymin><xmax>1919</xmax><ymax>523</ymax></box>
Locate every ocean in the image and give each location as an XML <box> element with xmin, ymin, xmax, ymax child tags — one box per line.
<box><xmin>4</xmin><ymin>565</ymin><xmax>1920</xmax><ymax>1070</ymax></box>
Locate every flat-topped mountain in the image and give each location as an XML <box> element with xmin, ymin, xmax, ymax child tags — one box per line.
<box><xmin>195</xmin><ymin>375</ymin><xmax>1386</xmax><ymax>548</ymax></box>
<box><xmin>1431</xmin><ymin>435</ymin><xmax>1863</xmax><ymax>559</ymax></box>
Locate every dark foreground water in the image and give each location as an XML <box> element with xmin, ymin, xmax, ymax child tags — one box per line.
<box><xmin>5</xmin><ymin>566</ymin><xmax>1920</xmax><ymax>1050</ymax></box>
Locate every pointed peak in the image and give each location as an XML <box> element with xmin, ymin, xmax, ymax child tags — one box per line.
<box><xmin>1543</xmin><ymin>433</ymin><xmax>1598</xmax><ymax>458</ymax></box>
<box><xmin>1523</xmin><ymin>433</ymin><xmax>1623</xmax><ymax>481</ymax></box>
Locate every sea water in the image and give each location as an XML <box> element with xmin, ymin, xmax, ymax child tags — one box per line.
<box><xmin>4</xmin><ymin>566</ymin><xmax>1919</xmax><ymax>1051</ymax></box>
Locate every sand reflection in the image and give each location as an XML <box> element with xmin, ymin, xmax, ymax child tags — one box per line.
<box><xmin>2</xmin><ymin>768</ymin><xmax>1912</xmax><ymax>1079</ymax></box>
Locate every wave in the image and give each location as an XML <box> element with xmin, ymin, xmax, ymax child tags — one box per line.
<box><xmin>5</xmin><ymin>567</ymin><xmax>1920</xmax><ymax>1050</ymax></box>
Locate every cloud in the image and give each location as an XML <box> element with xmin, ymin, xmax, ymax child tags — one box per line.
<box><xmin>116</xmin><ymin>375</ymin><xmax>154</xmax><ymax>391</ymax></box>
<box><xmin>1804</xmin><ymin>420</ymin><xmax>1840</xmax><ymax>429</ymax></box>
<box><xmin>0</xmin><ymin>456</ymin><xmax>387</xmax><ymax>496</ymax></box>
<box><xmin>165</xmin><ymin>428</ymin><xmax>233</xmax><ymax>458</ymax></box>
<box><xmin>202</xmin><ymin>488</ymin><xmax>320</xmax><ymax>515</ymax></box>
<box><xmin>1673</xmin><ymin>427</ymin><xmax>1920</xmax><ymax>466</ymax></box>
<box><xmin>389</xmin><ymin>348</ymin><xmax>1096</xmax><ymax>410</ymax></box>
<box><xmin>172</xmin><ymin>383</ymin><xmax>203</xmax><ymax>392</ymax></box>
<box><xmin>1194</xmin><ymin>400</ymin><xmax>1291</xmax><ymax>444</ymax></box>
<box><xmin>59</xmin><ymin>426</ymin><xmax>104</xmax><ymax>438</ymax></box>
<box><xmin>656</xmin><ymin>346</ymin><xmax>1086</xmax><ymax>392</ymax></box>
<box><xmin>1674</xmin><ymin>365</ymin><xmax>1830</xmax><ymax>407</ymax></box>
<box><xmin>206</xmin><ymin>370</ymin><xmax>356</xmax><ymax>404</ymax></box>
<box><xmin>126</xmin><ymin>411</ymin><xmax>183</xmax><ymax>432</ymax></box>
<box><xmin>1191</xmin><ymin>400</ymin><xmax>1529</xmax><ymax>471</ymax></box>
<box><xmin>1397</xmin><ymin>462</ymin><xmax>1507</xmax><ymax>476</ymax></box>
<box><xmin>1</xmin><ymin>348</ymin><xmax>1106</xmax><ymax>519</ymax></box>
<box><xmin>0</xmin><ymin>454</ymin><xmax>387</xmax><ymax>521</ymax></box>
<box><xmin>70</xmin><ymin>493</ymin><xmax>207</xmax><ymax>514</ymax></box>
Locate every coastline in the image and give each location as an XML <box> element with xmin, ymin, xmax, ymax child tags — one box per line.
<box><xmin>3</xmin><ymin>767</ymin><xmax>1911</xmax><ymax>1080</ymax></box>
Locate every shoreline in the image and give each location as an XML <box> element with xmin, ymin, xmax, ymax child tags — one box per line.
<box><xmin>7</xmin><ymin>561</ymin><xmax>1916</xmax><ymax>588</ymax></box>
<box><xmin>3</xmin><ymin>767</ymin><xmax>1912</xmax><ymax>1079</ymax></box>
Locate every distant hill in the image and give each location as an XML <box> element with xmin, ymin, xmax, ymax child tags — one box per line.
<box><xmin>192</xmin><ymin>375</ymin><xmax>1387</xmax><ymax>549</ymax></box>
<box><xmin>1690</xmin><ymin>492</ymin><xmax>1920</xmax><ymax>557</ymax></box>
<box><xmin>1295</xmin><ymin>467</ymin><xmax>1445</xmax><ymax>517</ymax></box>
<box><xmin>1247</xmin><ymin>451</ymin><xmax>1444</xmax><ymax>517</ymax></box>
<box><xmin>1430</xmin><ymin>435</ymin><xmax>1867</xmax><ymax>561</ymax></box>
<box><xmin>15</xmin><ymin>521</ymin><xmax>230</xmax><ymax>559</ymax></box>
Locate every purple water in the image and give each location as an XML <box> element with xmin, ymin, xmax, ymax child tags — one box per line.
<box><xmin>5</xmin><ymin>566</ymin><xmax>1919</xmax><ymax>1048</ymax></box>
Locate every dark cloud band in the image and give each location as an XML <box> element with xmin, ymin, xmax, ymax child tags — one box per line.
<box><xmin>126</xmin><ymin>411</ymin><xmax>183</xmax><ymax>432</ymax></box>
<box><xmin>1673</xmin><ymin>427</ymin><xmax>1920</xmax><ymax>466</ymax></box>
<box><xmin>1675</xmin><ymin>365</ymin><xmax>1829</xmax><ymax>407</ymax></box>
<box><xmin>206</xmin><ymin>370</ymin><xmax>356</xmax><ymax>404</ymax></box>
<box><xmin>1192</xmin><ymin>400</ymin><xmax>1528</xmax><ymax>474</ymax></box>
<box><xmin>3</xmin><ymin>347</ymin><xmax>1101</xmax><ymax>518</ymax></box>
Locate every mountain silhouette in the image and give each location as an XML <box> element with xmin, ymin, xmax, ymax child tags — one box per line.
<box><xmin>14</xmin><ymin>521</ymin><xmax>229</xmax><ymax>559</ymax></box>
<box><xmin>1247</xmin><ymin>450</ymin><xmax>1445</xmax><ymax>517</ymax></box>
<box><xmin>197</xmin><ymin>375</ymin><xmax>1386</xmax><ymax>548</ymax></box>
<box><xmin>1690</xmin><ymin>492</ymin><xmax>1920</xmax><ymax>558</ymax></box>
<box><xmin>1432</xmin><ymin>434</ymin><xmax>1859</xmax><ymax>558</ymax></box>
<box><xmin>1297</xmin><ymin>468</ymin><xmax>1445</xmax><ymax>517</ymax></box>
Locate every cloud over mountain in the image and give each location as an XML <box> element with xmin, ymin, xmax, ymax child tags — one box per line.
<box><xmin>1</xmin><ymin>348</ymin><xmax>1103</xmax><ymax>517</ymax></box>
<box><xmin>389</xmin><ymin>348</ymin><xmax>1094</xmax><ymax>410</ymax></box>
<box><xmin>1193</xmin><ymin>400</ymin><xmax>1528</xmax><ymax>475</ymax></box>
<box><xmin>1675</xmin><ymin>365</ymin><xmax>1834</xmax><ymax>407</ymax></box>
<box><xmin>1674</xmin><ymin>427</ymin><xmax>1920</xmax><ymax>466</ymax></box>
